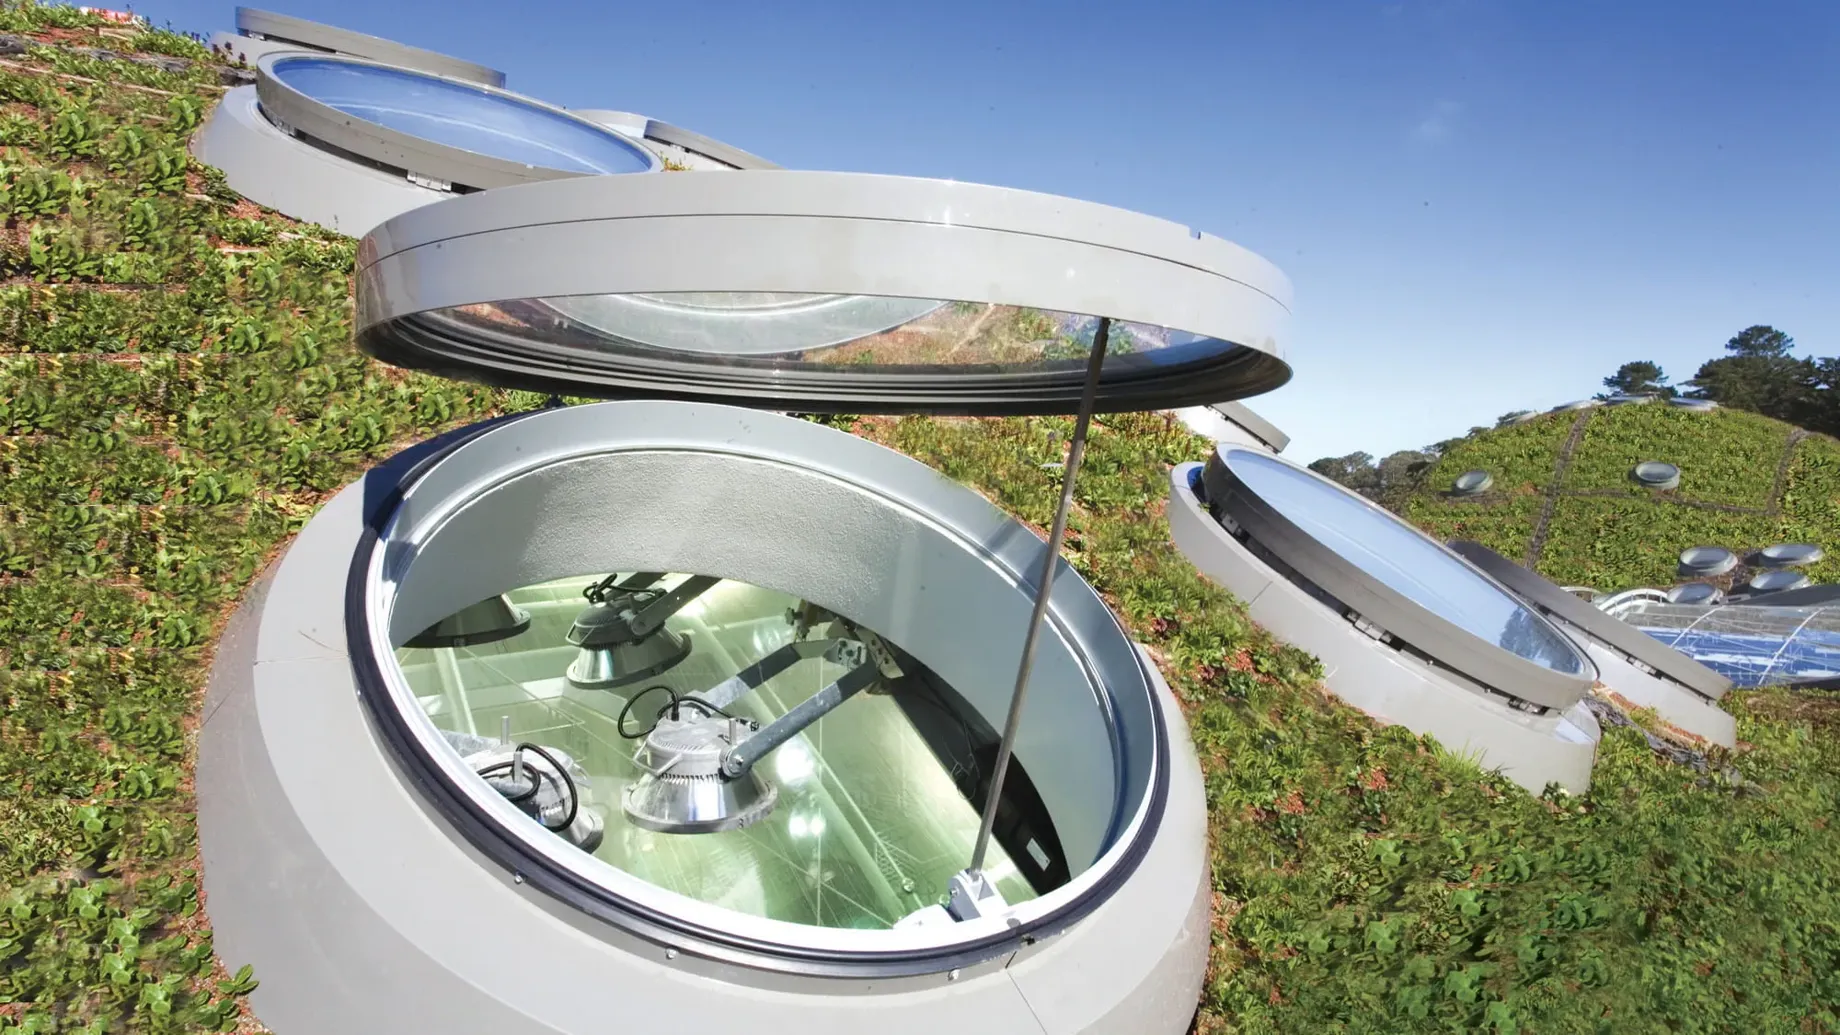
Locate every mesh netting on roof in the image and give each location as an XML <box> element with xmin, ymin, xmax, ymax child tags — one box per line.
<box><xmin>1606</xmin><ymin>600</ymin><xmax>1840</xmax><ymax>687</ymax></box>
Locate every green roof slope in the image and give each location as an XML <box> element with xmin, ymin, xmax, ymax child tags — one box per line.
<box><xmin>1402</xmin><ymin>402</ymin><xmax>1840</xmax><ymax>593</ymax></box>
<box><xmin>0</xmin><ymin>9</ymin><xmax>1837</xmax><ymax>1033</ymax></box>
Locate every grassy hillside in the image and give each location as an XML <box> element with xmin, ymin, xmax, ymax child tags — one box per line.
<box><xmin>1401</xmin><ymin>402</ymin><xmax>1840</xmax><ymax>594</ymax></box>
<box><xmin>0</xmin><ymin>8</ymin><xmax>1836</xmax><ymax>1034</ymax></box>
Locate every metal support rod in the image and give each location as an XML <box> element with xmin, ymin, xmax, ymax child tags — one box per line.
<box><xmin>968</xmin><ymin>318</ymin><xmax>1110</xmax><ymax>875</ymax></box>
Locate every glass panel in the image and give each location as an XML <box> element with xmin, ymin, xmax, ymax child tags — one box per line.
<box><xmin>439</xmin><ymin>294</ymin><xmax>1248</xmax><ymax>374</ymax></box>
<box><xmin>1616</xmin><ymin>601</ymin><xmax>1840</xmax><ymax>687</ymax></box>
<box><xmin>1223</xmin><ymin>449</ymin><xmax>1589</xmax><ymax>675</ymax></box>
<box><xmin>394</xmin><ymin>574</ymin><xmax>1053</xmax><ymax>930</ymax></box>
<box><xmin>267</xmin><ymin>57</ymin><xmax>657</xmax><ymax>175</ymax></box>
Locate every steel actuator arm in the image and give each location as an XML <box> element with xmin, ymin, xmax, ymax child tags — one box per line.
<box><xmin>719</xmin><ymin>659</ymin><xmax>882</xmax><ymax>778</ymax></box>
<box><xmin>628</xmin><ymin>575</ymin><xmax>720</xmax><ymax>637</ymax></box>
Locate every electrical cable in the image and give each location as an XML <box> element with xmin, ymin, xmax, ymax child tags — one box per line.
<box><xmin>617</xmin><ymin>684</ymin><xmax>678</xmax><ymax>739</ymax></box>
<box><xmin>473</xmin><ymin>743</ymin><xmax>580</xmax><ymax>832</ymax></box>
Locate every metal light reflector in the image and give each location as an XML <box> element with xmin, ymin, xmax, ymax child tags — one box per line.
<box><xmin>200</xmin><ymin>169</ymin><xmax>1294</xmax><ymax>1035</ymax></box>
<box><xmin>1448</xmin><ymin>541</ymin><xmax>1735</xmax><ymax>747</ymax></box>
<box><xmin>191</xmin><ymin>53</ymin><xmax>658</xmax><ymax>236</ymax></box>
<box><xmin>1169</xmin><ymin>448</ymin><xmax>1601</xmax><ymax>794</ymax></box>
<box><xmin>404</xmin><ymin>594</ymin><xmax>529</xmax><ymax>649</ymax></box>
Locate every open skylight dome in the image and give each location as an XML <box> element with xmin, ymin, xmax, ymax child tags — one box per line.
<box><xmin>199</xmin><ymin>168</ymin><xmax>1292</xmax><ymax>1035</ymax></box>
<box><xmin>1168</xmin><ymin>447</ymin><xmax>1602</xmax><ymax>794</ymax></box>
<box><xmin>1447</xmin><ymin>542</ymin><xmax>1735</xmax><ymax>747</ymax></box>
<box><xmin>192</xmin><ymin>52</ymin><xmax>660</xmax><ymax>236</ymax></box>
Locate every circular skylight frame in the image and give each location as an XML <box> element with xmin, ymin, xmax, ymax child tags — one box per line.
<box><xmin>354</xmin><ymin>170</ymin><xmax>1293</xmax><ymax>415</ymax></box>
<box><xmin>646</xmin><ymin>118</ymin><xmax>780</xmax><ymax>170</ymax></box>
<box><xmin>1678</xmin><ymin>545</ymin><xmax>1738</xmax><ymax>577</ymax></box>
<box><xmin>1747</xmin><ymin>569</ymin><xmax>1813</xmax><ymax>595</ymax></box>
<box><xmin>1631</xmin><ymin>461</ymin><xmax>1681</xmax><ymax>489</ymax></box>
<box><xmin>1201</xmin><ymin>448</ymin><xmax>1596</xmax><ymax>711</ymax></box>
<box><xmin>1666</xmin><ymin>582</ymin><xmax>1724</xmax><ymax>605</ymax></box>
<box><xmin>1204</xmin><ymin>399</ymin><xmax>1289</xmax><ymax>452</ymax></box>
<box><xmin>253</xmin><ymin>52</ymin><xmax>661</xmax><ymax>193</ymax></box>
<box><xmin>1756</xmin><ymin>543</ymin><xmax>1824</xmax><ymax>569</ymax></box>
<box><xmin>1448</xmin><ymin>540</ymin><xmax>1731</xmax><ymax>701</ymax></box>
<box><xmin>349</xmin><ymin>401</ymin><xmax>1173</xmax><ymax>975</ymax></box>
<box><xmin>236</xmin><ymin>6</ymin><xmax>506</xmax><ymax>86</ymax></box>
<box><xmin>1450</xmin><ymin>470</ymin><xmax>1493</xmax><ymax>496</ymax></box>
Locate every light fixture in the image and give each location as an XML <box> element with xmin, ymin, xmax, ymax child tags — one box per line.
<box><xmin>1755</xmin><ymin>543</ymin><xmax>1824</xmax><ymax>569</ymax></box>
<box><xmin>1169</xmin><ymin>447</ymin><xmax>1601</xmax><ymax>794</ymax></box>
<box><xmin>199</xmin><ymin>168</ymin><xmax>1291</xmax><ymax>1035</ymax></box>
<box><xmin>563</xmin><ymin>573</ymin><xmax>716</xmax><ymax>689</ymax></box>
<box><xmin>622</xmin><ymin>626</ymin><xmax>896</xmax><ymax>833</ymax></box>
<box><xmin>403</xmin><ymin>594</ymin><xmax>530</xmax><ymax>648</ymax></box>
<box><xmin>1448</xmin><ymin>541</ymin><xmax>1735</xmax><ymax>747</ymax></box>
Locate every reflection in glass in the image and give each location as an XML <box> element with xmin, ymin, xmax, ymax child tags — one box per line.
<box><xmin>393</xmin><ymin>574</ymin><xmax>1065</xmax><ymax>930</ymax></box>
<box><xmin>1222</xmin><ymin>449</ymin><xmax>1588</xmax><ymax>675</ymax></box>
<box><xmin>439</xmin><ymin>294</ymin><xmax>1249</xmax><ymax>376</ymax></box>
<box><xmin>265</xmin><ymin>56</ymin><xmax>658</xmax><ymax>175</ymax></box>
<box><xmin>1617</xmin><ymin>601</ymin><xmax>1840</xmax><ymax>687</ymax></box>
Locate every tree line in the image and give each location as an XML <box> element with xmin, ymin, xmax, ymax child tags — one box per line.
<box><xmin>1307</xmin><ymin>325</ymin><xmax>1829</xmax><ymax>502</ymax></box>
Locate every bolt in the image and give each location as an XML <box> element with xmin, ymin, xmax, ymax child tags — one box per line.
<box><xmin>513</xmin><ymin>873</ymin><xmax>524</xmax><ymax>885</ymax></box>
<box><xmin>666</xmin><ymin>948</ymin><xmax>678</xmax><ymax>960</ymax></box>
<box><xmin>947</xmin><ymin>969</ymin><xmax>961</xmax><ymax>982</ymax></box>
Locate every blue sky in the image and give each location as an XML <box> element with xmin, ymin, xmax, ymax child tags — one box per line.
<box><xmin>143</xmin><ymin>0</ymin><xmax>1839</xmax><ymax>463</ymax></box>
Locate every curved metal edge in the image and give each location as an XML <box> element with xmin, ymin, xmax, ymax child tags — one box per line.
<box><xmin>236</xmin><ymin>6</ymin><xmax>506</xmax><ymax>86</ymax></box>
<box><xmin>347</xmin><ymin>171</ymin><xmax>1293</xmax><ymax>415</ymax></box>
<box><xmin>341</xmin><ymin>412</ymin><xmax>1175</xmax><ymax>978</ymax></box>
<box><xmin>355</xmin><ymin>171</ymin><xmax>1295</xmax><ymax>317</ymax></box>
<box><xmin>1448</xmin><ymin>541</ymin><xmax>1731</xmax><ymax>702</ymax></box>
<box><xmin>252</xmin><ymin>52</ymin><xmax>660</xmax><ymax>191</ymax></box>
<box><xmin>1167</xmin><ymin>463</ymin><xmax>1601</xmax><ymax>795</ymax></box>
<box><xmin>191</xmin><ymin>86</ymin><xmax>448</xmax><ymax>237</ymax></box>
<box><xmin>644</xmin><ymin>118</ymin><xmax>781</xmax><ymax>170</ymax></box>
<box><xmin>1201</xmin><ymin>451</ymin><xmax>1596</xmax><ymax>712</ymax></box>
<box><xmin>1205</xmin><ymin>399</ymin><xmax>1288</xmax><ymax>453</ymax></box>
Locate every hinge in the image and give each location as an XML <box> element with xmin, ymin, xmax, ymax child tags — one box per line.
<box><xmin>407</xmin><ymin>171</ymin><xmax>455</xmax><ymax>192</ymax></box>
<box><xmin>1350</xmin><ymin>614</ymin><xmax>1388</xmax><ymax>641</ymax></box>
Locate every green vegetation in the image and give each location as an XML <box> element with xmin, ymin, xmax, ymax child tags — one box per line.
<box><xmin>1402</xmin><ymin>402</ymin><xmax>1840</xmax><ymax>591</ymax></box>
<box><xmin>0</xmin><ymin>6</ymin><xmax>1836</xmax><ymax>1034</ymax></box>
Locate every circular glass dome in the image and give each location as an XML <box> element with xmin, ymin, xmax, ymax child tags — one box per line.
<box><xmin>1758</xmin><ymin>543</ymin><xmax>1824</xmax><ymax>568</ymax></box>
<box><xmin>1667</xmin><ymin>582</ymin><xmax>1724</xmax><ymax>605</ymax></box>
<box><xmin>1216</xmin><ymin>448</ymin><xmax>1590</xmax><ymax>680</ymax></box>
<box><xmin>264</xmin><ymin>55</ymin><xmax>657</xmax><ymax>175</ymax></box>
<box><xmin>1679</xmin><ymin>545</ymin><xmax>1737</xmax><ymax>577</ymax></box>
<box><xmin>1748</xmin><ymin>570</ymin><xmax>1813</xmax><ymax>595</ymax></box>
<box><xmin>1451</xmin><ymin>469</ymin><xmax>1493</xmax><ymax>496</ymax></box>
<box><xmin>1632</xmin><ymin>461</ymin><xmax>1681</xmax><ymax>489</ymax></box>
<box><xmin>352</xmin><ymin>404</ymin><xmax>1168</xmax><ymax>965</ymax></box>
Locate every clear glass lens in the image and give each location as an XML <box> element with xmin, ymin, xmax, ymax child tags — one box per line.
<box><xmin>269</xmin><ymin>57</ymin><xmax>657</xmax><ymax>174</ymax></box>
<box><xmin>393</xmin><ymin>574</ymin><xmax>1050</xmax><ymax>930</ymax></box>
<box><xmin>1225</xmin><ymin>450</ymin><xmax>1589</xmax><ymax>675</ymax></box>
<box><xmin>442</xmin><ymin>294</ymin><xmax>1246</xmax><ymax>372</ymax></box>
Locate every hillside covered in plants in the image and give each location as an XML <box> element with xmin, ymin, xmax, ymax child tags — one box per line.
<box><xmin>0</xmin><ymin>6</ymin><xmax>1835</xmax><ymax>1034</ymax></box>
<box><xmin>1399</xmin><ymin>402</ymin><xmax>1840</xmax><ymax>593</ymax></box>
